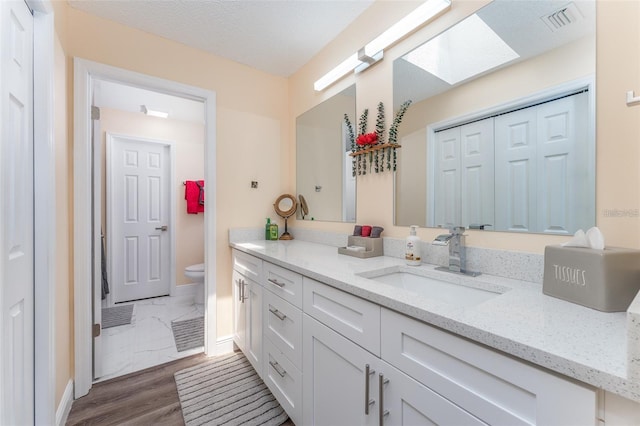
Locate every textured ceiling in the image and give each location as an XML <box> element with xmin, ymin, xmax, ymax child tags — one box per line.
<box><xmin>67</xmin><ymin>0</ymin><xmax>375</xmax><ymax>77</ymax></box>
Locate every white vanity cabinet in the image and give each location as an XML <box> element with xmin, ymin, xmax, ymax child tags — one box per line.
<box><xmin>262</xmin><ymin>261</ymin><xmax>304</xmax><ymax>425</ymax></box>
<box><xmin>381</xmin><ymin>308</ymin><xmax>597</xmax><ymax>425</ymax></box>
<box><xmin>232</xmin><ymin>249</ymin><xmax>603</xmax><ymax>426</ymax></box>
<box><xmin>232</xmin><ymin>250</ymin><xmax>263</xmax><ymax>376</ymax></box>
<box><xmin>303</xmin><ymin>314</ymin><xmax>484</xmax><ymax>426</ymax></box>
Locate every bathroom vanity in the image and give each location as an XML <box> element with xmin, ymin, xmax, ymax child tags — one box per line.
<box><xmin>230</xmin><ymin>236</ymin><xmax>640</xmax><ymax>425</ymax></box>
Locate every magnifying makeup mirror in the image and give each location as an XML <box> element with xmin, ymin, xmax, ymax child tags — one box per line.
<box><xmin>274</xmin><ymin>194</ymin><xmax>297</xmax><ymax>240</ymax></box>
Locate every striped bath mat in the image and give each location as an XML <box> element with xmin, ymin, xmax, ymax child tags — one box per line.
<box><xmin>174</xmin><ymin>352</ymin><xmax>288</xmax><ymax>426</ymax></box>
<box><xmin>102</xmin><ymin>304</ymin><xmax>134</xmax><ymax>329</ymax></box>
<box><xmin>171</xmin><ymin>317</ymin><xmax>205</xmax><ymax>352</ymax></box>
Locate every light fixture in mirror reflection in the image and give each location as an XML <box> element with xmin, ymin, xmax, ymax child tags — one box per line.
<box><xmin>393</xmin><ymin>0</ymin><xmax>596</xmax><ymax>234</ymax></box>
<box><xmin>296</xmin><ymin>85</ymin><xmax>356</xmax><ymax>223</ymax></box>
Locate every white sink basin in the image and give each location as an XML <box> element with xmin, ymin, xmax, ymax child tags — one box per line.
<box><xmin>361</xmin><ymin>268</ymin><xmax>504</xmax><ymax>307</ymax></box>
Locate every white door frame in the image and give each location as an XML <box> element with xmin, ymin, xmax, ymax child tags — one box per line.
<box><xmin>30</xmin><ymin>0</ymin><xmax>56</xmax><ymax>424</ymax></box>
<box><xmin>74</xmin><ymin>58</ymin><xmax>217</xmax><ymax>398</ymax></box>
<box><xmin>105</xmin><ymin>133</ymin><xmax>176</xmax><ymax>304</ymax></box>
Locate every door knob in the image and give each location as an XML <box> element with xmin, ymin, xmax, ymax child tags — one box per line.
<box><xmin>155</xmin><ymin>225</ymin><xmax>168</xmax><ymax>231</ymax></box>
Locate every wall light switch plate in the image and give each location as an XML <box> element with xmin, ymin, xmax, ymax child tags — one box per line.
<box><xmin>251</xmin><ymin>181</ymin><xmax>258</xmax><ymax>189</ymax></box>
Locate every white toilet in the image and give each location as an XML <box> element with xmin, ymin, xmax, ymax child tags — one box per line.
<box><xmin>184</xmin><ymin>263</ymin><xmax>205</xmax><ymax>304</ymax></box>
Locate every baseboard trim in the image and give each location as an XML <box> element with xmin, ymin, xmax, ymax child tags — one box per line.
<box><xmin>56</xmin><ymin>379</ymin><xmax>74</xmax><ymax>426</ymax></box>
<box><xmin>215</xmin><ymin>334</ymin><xmax>234</xmax><ymax>355</ymax></box>
<box><xmin>173</xmin><ymin>282</ymin><xmax>203</xmax><ymax>297</ymax></box>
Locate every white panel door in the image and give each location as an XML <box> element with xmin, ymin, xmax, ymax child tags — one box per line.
<box><xmin>433</xmin><ymin>127</ymin><xmax>461</xmax><ymax>228</ymax></box>
<box><xmin>494</xmin><ymin>108</ymin><xmax>537</xmax><ymax>232</ymax></box>
<box><xmin>109</xmin><ymin>136</ymin><xmax>171</xmax><ymax>302</ymax></box>
<box><xmin>460</xmin><ymin>118</ymin><xmax>494</xmax><ymax>229</ymax></box>
<box><xmin>0</xmin><ymin>1</ymin><xmax>34</xmax><ymax>424</ymax></box>
<box><xmin>536</xmin><ymin>92</ymin><xmax>589</xmax><ymax>234</ymax></box>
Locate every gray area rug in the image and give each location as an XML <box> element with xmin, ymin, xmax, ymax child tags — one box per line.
<box><xmin>175</xmin><ymin>352</ymin><xmax>288</xmax><ymax>426</ymax></box>
<box><xmin>172</xmin><ymin>316</ymin><xmax>205</xmax><ymax>352</ymax></box>
<box><xmin>102</xmin><ymin>304</ymin><xmax>134</xmax><ymax>329</ymax></box>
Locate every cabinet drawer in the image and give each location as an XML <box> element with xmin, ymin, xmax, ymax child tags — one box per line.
<box><xmin>232</xmin><ymin>249</ymin><xmax>262</xmax><ymax>282</ymax></box>
<box><xmin>264</xmin><ymin>338</ymin><xmax>302</xmax><ymax>426</ymax></box>
<box><xmin>264</xmin><ymin>290</ymin><xmax>302</xmax><ymax>370</ymax></box>
<box><xmin>381</xmin><ymin>308</ymin><xmax>597</xmax><ymax>425</ymax></box>
<box><xmin>303</xmin><ymin>277</ymin><xmax>380</xmax><ymax>356</ymax></box>
<box><xmin>263</xmin><ymin>262</ymin><xmax>303</xmax><ymax>308</ymax></box>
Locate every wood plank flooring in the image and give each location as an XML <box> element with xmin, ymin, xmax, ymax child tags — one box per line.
<box><xmin>67</xmin><ymin>354</ymin><xmax>206</xmax><ymax>425</ymax></box>
<box><xmin>67</xmin><ymin>353</ymin><xmax>295</xmax><ymax>426</ymax></box>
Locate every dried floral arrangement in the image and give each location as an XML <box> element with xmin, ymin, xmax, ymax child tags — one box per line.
<box><xmin>344</xmin><ymin>100</ymin><xmax>412</xmax><ymax>176</ymax></box>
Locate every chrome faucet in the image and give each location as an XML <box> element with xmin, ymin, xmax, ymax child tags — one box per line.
<box><xmin>433</xmin><ymin>226</ymin><xmax>479</xmax><ymax>276</ymax></box>
<box><xmin>446</xmin><ymin>226</ymin><xmax>466</xmax><ymax>273</ymax></box>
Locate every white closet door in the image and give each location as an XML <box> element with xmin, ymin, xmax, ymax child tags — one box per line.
<box><xmin>460</xmin><ymin>118</ymin><xmax>495</xmax><ymax>229</ymax></box>
<box><xmin>0</xmin><ymin>1</ymin><xmax>34</xmax><ymax>424</ymax></box>
<box><xmin>433</xmin><ymin>127</ymin><xmax>461</xmax><ymax>229</ymax></box>
<box><xmin>536</xmin><ymin>92</ymin><xmax>589</xmax><ymax>234</ymax></box>
<box><xmin>494</xmin><ymin>108</ymin><xmax>537</xmax><ymax>232</ymax></box>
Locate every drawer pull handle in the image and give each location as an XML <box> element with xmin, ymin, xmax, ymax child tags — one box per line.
<box><xmin>269</xmin><ymin>307</ymin><xmax>287</xmax><ymax>321</ymax></box>
<box><xmin>365</xmin><ymin>364</ymin><xmax>376</xmax><ymax>415</ymax></box>
<box><xmin>269</xmin><ymin>360</ymin><xmax>287</xmax><ymax>378</ymax></box>
<box><xmin>268</xmin><ymin>278</ymin><xmax>286</xmax><ymax>288</ymax></box>
<box><xmin>379</xmin><ymin>374</ymin><xmax>389</xmax><ymax>425</ymax></box>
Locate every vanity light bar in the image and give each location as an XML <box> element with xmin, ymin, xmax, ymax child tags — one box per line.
<box><xmin>363</xmin><ymin>0</ymin><xmax>451</xmax><ymax>58</ymax></box>
<box><xmin>313</xmin><ymin>0</ymin><xmax>451</xmax><ymax>92</ymax></box>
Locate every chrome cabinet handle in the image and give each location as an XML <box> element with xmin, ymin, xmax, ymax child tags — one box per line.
<box><xmin>267</xmin><ymin>278</ymin><xmax>286</xmax><ymax>288</ymax></box>
<box><xmin>155</xmin><ymin>225</ymin><xmax>168</xmax><ymax>231</ymax></box>
<box><xmin>241</xmin><ymin>279</ymin><xmax>248</xmax><ymax>303</ymax></box>
<box><xmin>365</xmin><ymin>364</ymin><xmax>375</xmax><ymax>415</ymax></box>
<box><xmin>269</xmin><ymin>307</ymin><xmax>287</xmax><ymax>321</ymax></box>
<box><xmin>379</xmin><ymin>374</ymin><xmax>389</xmax><ymax>425</ymax></box>
<box><xmin>236</xmin><ymin>279</ymin><xmax>242</xmax><ymax>302</ymax></box>
<box><xmin>269</xmin><ymin>360</ymin><xmax>287</xmax><ymax>378</ymax></box>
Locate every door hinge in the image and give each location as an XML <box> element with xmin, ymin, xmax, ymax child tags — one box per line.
<box><xmin>93</xmin><ymin>323</ymin><xmax>101</xmax><ymax>337</ymax></box>
<box><xmin>91</xmin><ymin>105</ymin><xmax>100</xmax><ymax>120</ymax></box>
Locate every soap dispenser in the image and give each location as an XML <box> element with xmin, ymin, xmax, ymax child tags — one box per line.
<box><xmin>265</xmin><ymin>218</ymin><xmax>271</xmax><ymax>240</ymax></box>
<box><xmin>405</xmin><ymin>225</ymin><xmax>422</xmax><ymax>266</ymax></box>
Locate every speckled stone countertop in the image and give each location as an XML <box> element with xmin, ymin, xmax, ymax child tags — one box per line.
<box><xmin>230</xmin><ymin>238</ymin><xmax>640</xmax><ymax>402</ymax></box>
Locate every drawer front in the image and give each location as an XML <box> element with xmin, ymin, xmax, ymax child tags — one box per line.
<box><xmin>232</xmin><ymin>249</ymin><xmax>262</xmax><ymax>282</ymax></box>
<box><xmin>264</xmin><ymin>290</ymin><xmax>302</xmax><ymax>370</ymax></box>
<box><xmin>263</xmin><ymin>262</ymin><xmax>303</xmax><ymax>308</ymax></box>
<box><xmin>303</xmin><ymin>277</ymin><xmax>380</xmax><ymax>356</ymax></box>
<box><xmin>263</xmin><ymin>338</ymin><xmax>302</xmax><ymax>426</ymax></box>
<box><xmin>381</xmin><ymin>308</ymin><xmax>597</xmax><ymax>426</ymax></box>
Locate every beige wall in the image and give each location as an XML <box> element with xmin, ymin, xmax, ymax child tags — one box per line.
<box><xmin>54</xmin><ymin>31</ymin><xmax>72</xmax><ymax>407</ymax></box>
<box><xmin>289</xmin><ymin>0</ymin><xmax>640</xmax><ymax>253</ymax></box>
<box><xmin>52</xmin><ymin>0</ymin><xmax>289</xmax><ymax>409</ymax></box>
<box><xmin>98</xmin><ymin>108</ymin><xmax>205</xmax><ymax>287</ymax></box>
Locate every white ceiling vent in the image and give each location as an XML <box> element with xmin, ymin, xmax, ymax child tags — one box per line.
<box><xmin>541</xmin><ymin>2</ymin><xmax>583</xmax><ymax>32</ymax></box>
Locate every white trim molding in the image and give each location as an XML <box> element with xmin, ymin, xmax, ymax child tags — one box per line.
<box><xmin>30</xmin><ymin>0</ymin><xmax>57</xmax><ymax>424</ymax></box>
<box><xmin>55</xmin><ymin>380</ymin><xmax>73</xmax><ymax>426</ymax></box>
<box><xmin>73</xmin><ymin>58</ymin><xmax>217</xmax><ymax>398</ymax></box>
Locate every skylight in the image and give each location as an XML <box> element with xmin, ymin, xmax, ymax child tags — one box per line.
<box><xmin>404</xmin><ymin>14</ymin><xmax>519</xmax><ymax>85</ymax></box>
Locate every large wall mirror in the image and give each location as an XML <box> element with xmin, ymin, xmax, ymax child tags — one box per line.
<box><xmin>394</xmin><ymin>0</ymin><xmax>595</xmax><ymax>234</ymax></box>
<box><xmin>297</xmin><ymin>85</ymin><xmax>356</xmax><ymax>222</ymax></box>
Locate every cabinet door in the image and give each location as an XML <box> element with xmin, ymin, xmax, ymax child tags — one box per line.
<box><xmin>245</xmin><ymin>278</ymin><xmax>263</xmax><ymax>377</ymax></box>
<box><xmin>303</xmin><ymin>314</ymin><xmax>378</xmax><ymax>426</ymax></box>
<box><xmin>232</xmin><ymin>269</ymin><xmax>246</xmax><ymax>352</ymax></box>
<box><xmin>381</xmin><ymin>362</ymin><xmax>487</xmax><ymax>426</ymax></box>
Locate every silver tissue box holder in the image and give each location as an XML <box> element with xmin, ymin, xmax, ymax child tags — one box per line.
<box><xmin>543</xmin><ymin>245</ymin><xmax>640</xmax><ymax>312</ymax></box>
<box><xmin>338</xmin><ymin>236</ymin><xmax>384</xmax><ymax>258</ymax></box>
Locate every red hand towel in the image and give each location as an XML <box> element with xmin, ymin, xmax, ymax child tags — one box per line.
<box><xmin>185</xmin><ymin>180</ymin><xmax>205</xmax><ymax>214</ymax></box>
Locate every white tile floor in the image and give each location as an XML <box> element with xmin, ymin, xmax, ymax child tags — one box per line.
<box><xmin>96</xmin><ymin>295</ymin><xmax>205</xmax><ymax>382</ymax></box>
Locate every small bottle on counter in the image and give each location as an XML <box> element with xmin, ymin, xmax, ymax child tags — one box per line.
<box><xmin>269</xmin><ymin>221</ymin><xmax>279</xmax><ymax>240</ymax></box>
<box><xmin>265</xmin><ymin>218</ymin><xmax>272</xmax><ymax>240</ymax></box>
<box><xmin>405</xmin><ymin>225</ymin><xmax>421</xmax><ymax>266</ymax></box>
